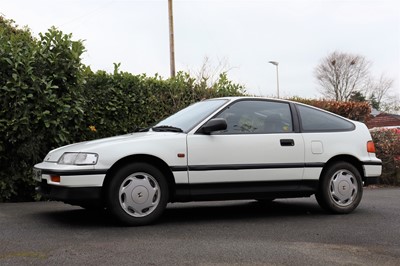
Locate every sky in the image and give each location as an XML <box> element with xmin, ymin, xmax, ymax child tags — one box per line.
<box><xmin>1</xmin><ymin>0</ymin><xmax>400</xmax><ymax>99</ymax></box>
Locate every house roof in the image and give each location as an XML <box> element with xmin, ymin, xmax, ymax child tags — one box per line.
<box><xmin>366</xmin><ymin>113</ymin><xmax>400</xmax><ymax>129</ymax></box>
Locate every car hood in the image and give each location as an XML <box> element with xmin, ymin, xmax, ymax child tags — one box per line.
<box><xmin>44</xmin><ymin>131</ymin><xmax>182</xmax><ymax>162</ymax></box>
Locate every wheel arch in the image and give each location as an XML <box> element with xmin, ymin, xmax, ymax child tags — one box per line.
<box><xmin>102</xmin><ymin>154</ymin><xmax>176</xmax><ymax>201</ymax></box>
<box><xmin>316</xmin><ymin>154</ymin><xmax>364</xmax><ymax>213</ymax></box>
<box><xmin>321</xmin><ymin>155</ymin><xmax>364</xmax><ymax>181</ymax></box>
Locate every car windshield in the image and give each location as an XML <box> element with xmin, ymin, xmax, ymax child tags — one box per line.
<box><xmin>154</xmin><ymin>99</ymin><xmax>228</xmax><ymax>132</ymax></box>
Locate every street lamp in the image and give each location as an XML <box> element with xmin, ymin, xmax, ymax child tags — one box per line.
<box><xmin>269</xmin><ymin>61</ymin><xmax>280</xmax><ymax>98</ymax></box>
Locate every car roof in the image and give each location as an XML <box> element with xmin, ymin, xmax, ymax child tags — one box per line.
<box><xmin>209</xmin><ymin>96</ymin><xmax>294</xmax><ymax>104</ymax></box>
<box><xmin>208</xmin><ymin>96</ymin><xmax>356</xmax><ymax>123</ymax></box>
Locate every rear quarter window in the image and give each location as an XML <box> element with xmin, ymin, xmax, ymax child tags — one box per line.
<box><xmin>297</xmin><ymin>104</ymin><xmax>355</xmax><ymax>132</ymax></box>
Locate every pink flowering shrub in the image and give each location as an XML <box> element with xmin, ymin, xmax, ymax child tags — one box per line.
<box><xmin>370</xmin><ymin>128</ymin><xmax>400</xmax><ymax>185</ymax></box>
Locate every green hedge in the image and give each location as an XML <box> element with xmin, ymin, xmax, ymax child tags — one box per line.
<box><xmin>0</xmin><ymin>18</ymin><xmax>87</xmax><ymax>201</ymax></box>
<box><xmin>0</xmin><ymin>17</ymin><xmax>245</xmax><ymax>202</ymax></box>
<box><xmin>1</xmin><ymin>16</ymin><xmax>397</xmax><ymax>202</ymax></box>
<box><xmin>81</xmin><ymin>67</ymin><xmax>245</xmax><ymax>140</ymax></box>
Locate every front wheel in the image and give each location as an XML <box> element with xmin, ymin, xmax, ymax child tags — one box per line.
<box><xmin>316</xmin><ymin>162</ymin><xmax>363</xmax><ymax>214</ymax></box>
<box><xmin>106</xmin><ymin>163</ymin><xmax>169</xmax><ymax>226</ymax></box>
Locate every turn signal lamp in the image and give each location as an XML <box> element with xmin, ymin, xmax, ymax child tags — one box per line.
<box><xmin>50</xmin><ymin>175</ymin><xmax>61</xmax><ymax>183</ymax></box>
<box><xmin>367</xmin><ymin>141</ymin><xmax>376</xmax><ymax>153</ymax></box>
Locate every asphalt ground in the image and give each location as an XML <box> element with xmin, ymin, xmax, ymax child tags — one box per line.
<box><xmin>0</xmin><ymin>187</ymin><xmax>399</xmax><ymax>265</ymax></box>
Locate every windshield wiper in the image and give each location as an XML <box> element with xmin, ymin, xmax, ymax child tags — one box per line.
<box><xmin>152</xmin><ymin>125</ymin><xmax>183</xmax><ymax>133</ymax></box>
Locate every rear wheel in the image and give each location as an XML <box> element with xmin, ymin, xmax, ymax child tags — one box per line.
<box><xmin>106</xmin><ymin>163</ymin><xmax>169</xmax><ymax>226</ymax></box>
<box><xmin>316</xmin><ymin>162</ymin><xmax>363</xmax><ymax>214</ymax></box>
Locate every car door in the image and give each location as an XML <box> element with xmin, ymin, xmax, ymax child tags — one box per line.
<box><xmin>186</xmin><ymin>99</ymin><xmax>305</xmax><ymax>194</ymax></box>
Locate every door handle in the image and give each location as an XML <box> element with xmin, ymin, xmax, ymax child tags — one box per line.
<box><xmin>280</xmin><ymin>139</ymin><xmax>294</xmax><ymax>146</ymax></box>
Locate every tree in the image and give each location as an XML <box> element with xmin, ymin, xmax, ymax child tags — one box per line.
<box><xmin>349</xmin><ymin>91</ymin><xmax>366</xmax><ymax>102</ymax></box>
<box><xmin>369</xmin><ymin>93</ymin><xmax>380</xmax><ymax>110</ymax></box>
<box><xmin>190</xmin><ymin>56</ymin><xmax>234</xmax><ymax>88</ymax></box>
<box><xmin>379</xmin><ymin>95</ymin><xmax>400</xmax><ymax>114</ymax></box>
<box><xmin>365</xmin><ymin>74</ymin><xmax>394</xmax><ymax>110</ymax></box>
<box><xmin>314</xmin><ymin>51</ymin><xmax>371</xmax><ymax>101</ymax></box>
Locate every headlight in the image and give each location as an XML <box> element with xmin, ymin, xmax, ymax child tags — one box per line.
<box><xmin>58</xmin><ymin>152</ymin><xmax>99</xmax><ymax>165</ymax></box>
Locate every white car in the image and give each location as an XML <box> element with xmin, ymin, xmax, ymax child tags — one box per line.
<box><xmin>33</xmin><ymin>97</ymin><xmax>382</xmax><ymax>225</ymax></box>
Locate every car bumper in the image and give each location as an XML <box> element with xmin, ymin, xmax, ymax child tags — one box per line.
<box><xmin>363</xmin><ymin>162</ymin><xmax>382</xmax><ymax>177</ymax></box>
<box><xmin>36</xmin><ymin>180</ymin><xmax>102</xmax><ymax>202</ymax></box>
<box><xmin>33</xmin><ymin>162</ymin><xmax>107</xmax><ymax>187</ymax></box>
<box><xmin>33</xmin><ymin>162</ymin><xmax>107</xmax><ymax>203</ymax></box>
<box><xmin>362</xmin><ymin>161</ymin><xmax>382</xmax><ymax>185</ymax></box>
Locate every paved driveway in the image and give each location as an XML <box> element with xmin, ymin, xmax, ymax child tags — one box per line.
<box><xmin>1</xmin><ymin>188</ymin><xmax>399</xmax><ymax>265</ymax></box>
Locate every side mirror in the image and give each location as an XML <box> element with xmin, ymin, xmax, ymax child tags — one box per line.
<box><xmin>201</xmin><ymin>118</ymin><xmax>227</xmax><ymax>134</ymax></box>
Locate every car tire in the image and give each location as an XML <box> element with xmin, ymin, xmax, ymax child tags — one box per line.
<box><xmin>106</xmin><ymin>162</ymin><xmax>169</xmax><ymax>226</ymax></box>
<box><xmin>316</xmin><ymin>161</ymin><xmax>363</xmax><ymax>214</ymax></box>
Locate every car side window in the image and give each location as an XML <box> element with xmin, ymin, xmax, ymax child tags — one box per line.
<box><xmin>214</xmin><ymin>100</ymin><xmax>293</xmax><ymax>134</ymax></box>
<box><xmin>297</xmin><ymin>104</ymin><xmax>355</xmax><ymax>132</ymax></box>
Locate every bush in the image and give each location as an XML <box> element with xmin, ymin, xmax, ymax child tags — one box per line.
<box><xmin>81</xmin><ymin>67</ymin><xmax>245</xmax><ymax>140</ymax></box>
<box><xmin>0</xmin><ymin>18</ymin><xmax>86</xmax><ymax>201</ymax></box>
<box><xmin>0</xmin><ymin>17</ymin><xmax>245</xmax><ymax>202</ymax></box>
<box><xmin>290</xmin><ymin>97</ymin><xmax>371</xmax><ymax>122</ymax></box>
<box><xmin>370</xmin><ymin>128</ymin><xmax>400</xmax><ymax>185</ymax></box>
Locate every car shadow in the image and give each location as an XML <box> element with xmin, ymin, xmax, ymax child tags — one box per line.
<box><xmin>34</xmin><ymin>207</ymin><xmax>116</xmax><ymax>227</ymax></box>
<box><xmin>160</xmin><ymin>199</ymin><xmax>325</xmax><ymax>224</ymax></box>
<box><xmin>35</xmin><ymin>198</ymin><xmax>325</xmax><ymax>227</ymax></box>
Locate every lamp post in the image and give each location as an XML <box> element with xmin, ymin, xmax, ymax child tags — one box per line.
<box><xmin>269</xmin><ymin>61</ymin><xmax>280</xmax><ymax>98</ymax></box>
